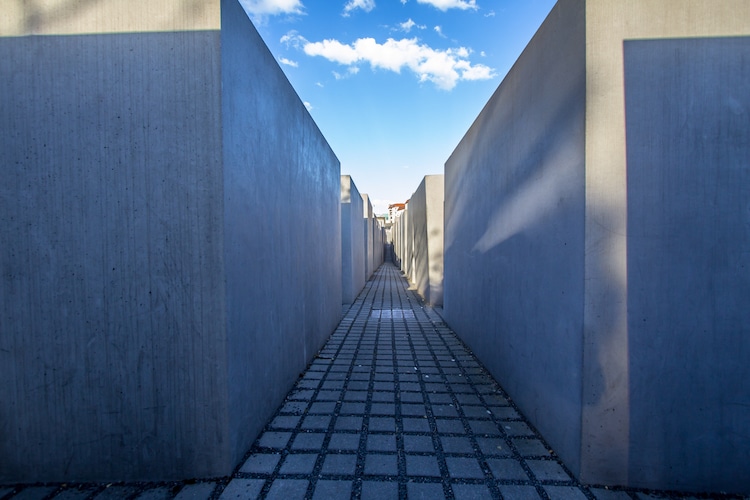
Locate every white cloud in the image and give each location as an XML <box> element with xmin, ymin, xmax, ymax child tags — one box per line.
<box><xmin>303</xmin><ymin>101</ymin><xmax>313</xmax><ymax>111</ymax></box>
<box><xmin>281</xmin><ymin>30</ymin><xmax>307</xmax><ymax>49</ymax></box>
<box><xmin>343</xmin><ymin>0</ymin><xmax>375</xmax><ymax>16</ymax></box>
<box><xmin>484</xmin><ymin>10</ymin><xmax>495</xmax><ymax>17</ymax></box>
<box><xmin>279</xmin><ymin>57</ymin><xmax>298</xmax><ymax>67</ymax></box>
<box><xmin>433</xmin><ymin>25</ymin><xmax>446</xmax><ymax>38</ymax></box>
<box><xmin>302</xmin><ymin>36</ymin><xmax>495</xmax><ymax>90</ymax></box>
<box><xmin>398</xmin><ymin>18</ymin><xmax>425</xmax><ymax>32</ymax></box>
<box><xmin>240</xmin><ymin>0</ymin><xmax>304</xmax><ymax>18</ymax></box>
<box><xmin>416</xmin><ymin>0</ymin><xmax>477</xmax><ymax>11</ymax></box>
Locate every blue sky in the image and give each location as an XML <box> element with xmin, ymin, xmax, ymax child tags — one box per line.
<box><xmin>239</xmin><ymin>0</ymin><xmax>556</xmax><ymax>214</ymax></box>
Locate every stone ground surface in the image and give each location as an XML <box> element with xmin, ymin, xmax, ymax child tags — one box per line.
<box><xmin>2</xmin><ymin>262</ymin><xmax>746</xmax><ymax>500</ymax></box>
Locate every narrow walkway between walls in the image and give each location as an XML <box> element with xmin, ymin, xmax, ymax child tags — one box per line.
<box><xmin>2</xmin><ymin>263</ymin><xmax>735</xmax><ymax>499</ymax></box>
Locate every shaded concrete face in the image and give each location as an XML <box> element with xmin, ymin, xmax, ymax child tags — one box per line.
<box><xmin>407</xmin><ymin>175</ymin><xmax>445</xmax><ymax>306</ymax></box>
<box><xmin>624</xmin><ymin>36</ymin><xmax>750</xmax><ymax>492</ymax></box>
<box><xmin>445</xmin><ymin>0</ymin><xmax>750</xmax><ymax>493</ymax></box>
<box><xmin>341</xmin><ymin>176</ymin><xmax>366</xmax><ymax>303</ymax></box>
<box><xmin>444</xmin><ymin>0</ymin><xmax>586</xmax><ymax>478</ymax></box>
<box><xmin>0</xmin><ymin>0</ymin><xmax>341</xmax><ymax>483</ymax></box>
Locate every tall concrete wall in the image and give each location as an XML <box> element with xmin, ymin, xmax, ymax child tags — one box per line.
<box><xmin>406</xmin><ymin>176</ymin><xmax>444</xmax><ymax>306</ymax></box>
<box><xmin>0</xmin><ymin>0</ymin><xmax>341</xmax><ymax>483</ymax></box>
<box><xmin>362</xmin><ymin>194</ymin><xmax>375</xmax><ymax>279</ymax></box>
<box><xmin>443</xmin><ymin>0</ymin><xmax>750</xmax><ymax>494</ymax></box>
<box><xmin>341</xmin><ymin>176</ymin><xmax>366</xmax><ymax>303</ymax></box>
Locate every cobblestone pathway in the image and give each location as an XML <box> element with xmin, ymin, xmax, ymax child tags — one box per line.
<box><xmin>1</xmin><ymin>263</ymin><xmax>743</xmax><ymax>499</ymax></box>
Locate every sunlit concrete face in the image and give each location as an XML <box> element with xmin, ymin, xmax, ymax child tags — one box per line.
<box><xmin>444</xmin><ymin>0</ymin><xmax>750</xmax><ymax>493</ymax></box>
<box><xmin>408</xmin><ymin>175</ymin><xmax>444</xmax><ymax>306</ymax></box>
<box><xmin>0</xmin><ymin>0</ymin><xmax>341</xmax><ymax>483</ymax></box>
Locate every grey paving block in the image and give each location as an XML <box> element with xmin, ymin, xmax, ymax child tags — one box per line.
<box><xmin>436</xmin><ymin>419</ymin><xmax>466</xmax><ymax>434</ymax></box>
<box><xmin>544</xmin><ymin>486</ymin><xmax>590</xmax><ymax>500</ymax></box>
<box><xmin>301</xmin><ymin>415</ymin><xmax>331</xmax><ymax>430</ymax></box>
<box><xmin>498</xmin><ymin>485</ymin><xmax>543</xmax><ymax>500</ymax></box>
<box><xmin>445</xmin><ymin>456</ymin><xmax>485</xmax><ymax>479</ymax></box>
<box><xmin>370</xmin><ymin>403</ymin><xmax>396</xmax><ymax>415</ymax></box>
<box><xmin>49</xmin><ymin>486</ymin><xmax>100</xmax><ymax>500</ymax></box>
<box><xmin>432</xmin><ymin>404</ymin><xmax>459</xmax><ymax>418</ymax></box>
<box><xmin>311</xmin><ymin>480</ymin><xmax>352</xmax><ymax>500</ymax></box>
<box><xmin>93</xmin><ymin>486</ymin><xmax>140</xmax><ymax>500</ymax></box>
<box><xmin>364</xmin><ymin>454</ymin><xmax>398</xmax><ymax>476</ymax></box>
<box><xmin>340</xmin><ymin>402</ymin><xmax>366</xmax><ymax>414</ymax></box>
<box><xmin>404</xmin><ymin>434</ymin><xmax>435</xmax><ymax>453</ymax></box>
<box><xmin>468</xmin><ymin>420</ymin><xmax>502</xmax><ymax>435</ymax></box>
<box><xmin>239</xmin><ymin>453</ymin><xmax>281</xmax><ymax>474</ymax></box>
<box><xmin>309</xmin><ymin>402</ymin><xmax>336</xmax><ymax>414</ymax></box>
<box><xmin>315</xmin><ymin>390</ymin><xmax>341</xmax><ymax>401</ymax></box>
<box><xmin>173</xmin><ymin>483</ymin><xmax>217</xmax><ymax>500</ymax></box>
<box><xmin>218</xmin><ymin>479</ymin><xmax>265</xmax><ymax>499</ymax></box>
<box><xmin>334</xmin><ymin>416</ymin><xmax>363</xmax><ymax>431</ymax></box>
<box><xmin>527</xmin><ymin>459</ymin><xmax>572</xmax><ymax>481</ymax></box>
<box><xmin>291</xmin><ymin>432</ymin><xmax>325</xmax><ymax>450</ymax></box>
<box><xmin>502</xmin><ymin>421</ymin><xmax>535</xmax><ymax>437</ymax></box>
<box><xmin>270</xmin><ymin>415</ymin><xmax>301</xmax><ymax>429</ymax></box>
<box><xmin>407</xmin><ymin>482</ymin><xmax>446</xmax><ymax>500</ymax></box>
<box><xmin>440</xmin><ymin>435</ymin><xmax>474</xmax><ymax>454</ymax></box>
<box><xmin>368</xmin><ymin>417</ymin><xmax>396</xmax><ymax>432</ymax></box>
<box><xmin>486</xmin><ymin>458</ymin><xmax>529</xmax><ymax>480</ymax></box>
<box><xmin>258</xmin><ymin>431</ymin><xmax>292</xmax><ymax>450</ymax></box>
<box><xmin>405</xmin><ymin>455</ymin><xmax>441</xmax><ymax>477</ymax></box>
<box><xmin>265</xmin><ymin>479</ymin><xmax>308</xmax><ymax>500</ymax></box>
<box><xmin>360</xmin><ymin>481</ymin><xmax>398</xmax><ymax>500</ymax></box>
<box><xmin>476</xmin><ymin>437</ymin><xmax>511</xmax><ymax>456</ymax></box>
<box><xmin>451</xmin><ymin>483</ymin><xmax>493</xmax><ymax>500</ymax></box>
<box><xmin>279</xmin><ymin>453</ymin><xmax>318</xmax><ymax>474</ymax></box>
<box><xmin>403</xmin><ymin>417</ymin><xmax>431</xmax><ymax>432</ymax></box>
<box><xmin>367</xmin><ymin>434</ymin><xmax>397</xmax><ymax>452</ymax></box>
<box><xmin>320</xmin><ymin>454</ymin><xmax>357</xmax><ymax>476</ymax></box>
<box><xmin>513</xmin><ymin>438</ymin><xmax>551</xmax><ymax>457</ymax></box>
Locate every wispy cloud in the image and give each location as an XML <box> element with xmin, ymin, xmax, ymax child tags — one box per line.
<box><xmin>433</xmin><ymin>25</ymin><xmax>446</xmax><ymax>38</ymax></box>
<box><xmin>239</xmin><ymin>0</ymin><xmax>304</xmax><ymax>19</ymax></box>
<box><xmin>416</xmin><ymin>0</ymin><xmax>478</xmax><ymax>11</ymax></box>
<box><xmin>295</xmin><ymin>35</ymin><xmax>495</xmax><ymax>90</ymax></box>
<box><xmin>484</xmin><ymin>10</ymin><xmax>495</xmax><ymax>17</ymax></box>
<box><xmin>397</xmin><ymin>18</ymin><xmax>425</xmax><ymax>32</ymax></box>
<box><xmin>303</xmin><ymin>101</ymin><xmax>313</xmax><ymax>111</ymax></box>
<box><xmin>279</xmin><ymin>57</ymin><xmax>299</xmax><ymax>67</ymax></box>
<box><xmin>343</xmin><ymin>0</ymin><xmax>375</xmax><ymax>16</ymax></box>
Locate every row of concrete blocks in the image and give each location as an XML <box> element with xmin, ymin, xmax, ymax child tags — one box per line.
<box><xmin>0</xmin><ymin>0</ymin><xmax>356</xmax><ymax>484</ymax></box>
<box><xmin>340</xmin><ymin>176</ymin><xmax>386</xmax><ymax>305</ymax></box>
<box><xmin>391</xmin><ymin>175</ymin><xmax>445</xmax><ymax>307</ymax></box>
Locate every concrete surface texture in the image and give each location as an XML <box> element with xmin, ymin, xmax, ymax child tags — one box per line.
<box><xmin>341</xmin><ymin>176</ymin><xmax>366</xmax><ymax>304</ymax></box>
<box><xmin>0</xmin><ymin>0</ymin><xmax>341</xmax><ymax>483</ymax></box>
<box><xmin>395</xmin><ymin>175</ymin><xmax>445</xmax><ymax>306</ymax></box>
<box><xmin>443</xmin><ymin>0</ymin><xmax>750</xmax><ymax>494</ymax></box>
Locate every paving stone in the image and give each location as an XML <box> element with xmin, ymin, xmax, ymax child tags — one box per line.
<box><xmin>486</xmin><ymin>458</ymin><xmax>529</xmax><ymax>480</ymax></box>
<box><xmin>218</xmin><ymin>479</ymin><xmax>265</xmax><ymax>499</ymax></box>
<box><xmin>340</xmin><ymin>402</ymin><xmax>366</xmax><ymax>414</ymax></box>
<box><xmin>406</xmin><ymin>481</ymin><xmax>446</xmax><ymax>500</ymax></box>
<box><xmin>440</xmin><ymin>436</ymin><xmax>474</xmax><ymax>454</ymax></box>
<box><xmin>368</xmin><ymin>417</ymin><xmax>396</xmax><ymax>432</ymax></box>
<box><xmin>436</xmin><ymin>419</ymin><xmax>466</xmax><ymax>434</ymax></box>
<box><xmin>311</xmin><ymin>480</ymin><xmax>352</xmax><ymax>500</ymax></box>
<box><xmin>370</xmin><ymin>402</ymin><xmax>396</xmax><ymax>415</ymax></box>
<box><xmin>432</xmin><ymin>404</ymin><xmax>459</xmax><ymax>417</ymax></box>
<box><xmin>545</xmin><ymin>485</ymin><xmax>590</xmax><ymax>500</ymax></box>
<box><xmin>173</xmin><ymin>483</ymin><xmax>217</xmax><ymax>500</ymax></box>
<box><xmin>445</xmin><ymin>456</ymin><xmax>485</xmax><ymax>479</ymax></box>
<box><xmin>301</xmin><ymin>415</ymin><xmax>331</xmax><ymax>430</ymax></box>
<box><xmin>403</xmin><ymin>417</ymin><xmax>431</xmax><ymax>432</ymax></box>
<box><xmin>360</xmin><ymin>481</ymin><xmax>399</xmax><ymax>500</ymax></box>
<box><xmin>258</xmin><ymin>431</ymin><xmax>292</xmax><ymax>449</ymax></box>
<box><xmin>291</xmin><ymin>432</ymin><xmax>325</xmax><ymax>450</ymax></box>
<box><xmin>279</xmin><ymin>453</ymin><xmax>318</xmax><ymax>474</ymax></box>
<box><xmin>497</xmin><ymin>485</ymin><xmax>543</xmax><ymax>500</ymax></box>
<box><xmin>502</xmin><ymin>421</ymin><xmax>535</xmax><ymax>437</ymax></box>
<box><xmin>134</xmin><ymin>487</ymin><xmax>172</xmax><ymax>500</ymax></box>
<box><xmin>334</xmin><ymin>415</ymin><xmax>363</xmax><ymax>431</ymax></box>
<box><xmin>476</xmin><ymin>437</ymin><xmax>511</xmax><ymax>456</ymax></box>
<box><xmin>468</xmin><ymin>419</ymin><xmax>502</xmax><ymax>435</ymax></box>
<box><xmin>309</xmin><ymin>401</ymin><xmax>336</xmax><ymax>413</ymax></box>
<box><xmin>527</xmin><ymin>459</ymin><xmax>572</xmax><ymax>481</ymax></box>
<box><xmin>451</xmin><ymin>483</ymin><xmax>494</xmax><ymax>500</ymax></box>
<box><xmin>405</xmin><ymin>455</ymin><xmax>441</xmax><ymax>477</ymax></box>
<box><xmin>320</xmin><ymin>454</ymin><xmax>357</xmax><ymax>476</ymax></box>
<box><xmin>367</xmin><ymin>434</ymin><xmax>397</xmax><ymax>452</ymax></box>
<box><xmin>513</xmin><ymin>438</ymin><xmax>551</xmax><ymax>457</ymax></box>
<box><xmin>270</xmin><ymin>415</ymin><xmax>301</xmax><ymax>429</ymax></box>
<box><xmin>404</xmin><ymin>434</ymin><xmax>435</xmax><ymax>453</ymax></box>
<box><xmin>265</xmin><ymin>479</ymin><xmax>308</xmax><ymax>500</ymax></box>
<box><xmin>239</xmin><ymin>453</ymin><xmax>281</xmax><ymax>474</ymax></box>
<box><xmin>364</xmin><ymin>454</ymin><xmax>398</xmax><ymax>476</ymax></box>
